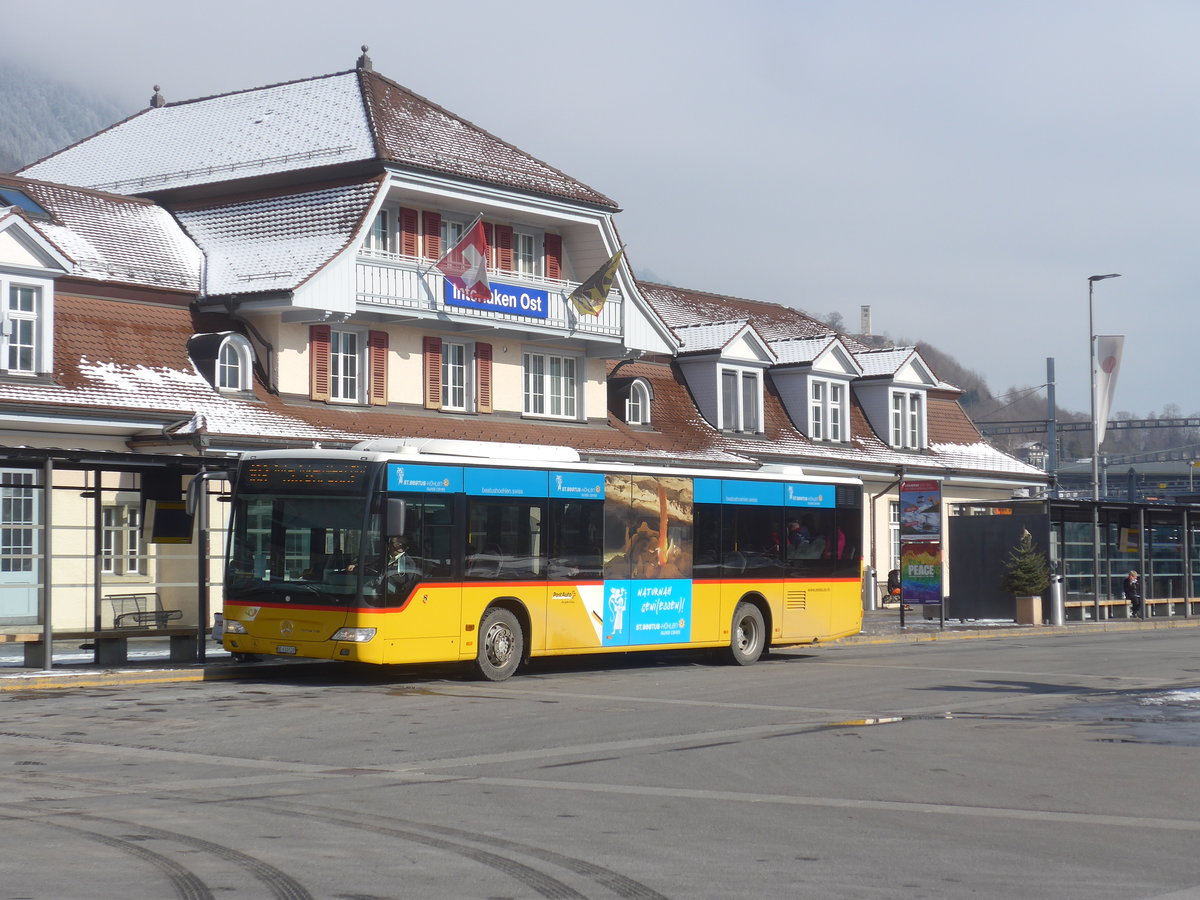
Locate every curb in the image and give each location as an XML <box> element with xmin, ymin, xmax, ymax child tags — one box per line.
<box><xmin>4</xmin><ymin>618</ymin><xmax>1199</xmax><ymax>690</ymax></box>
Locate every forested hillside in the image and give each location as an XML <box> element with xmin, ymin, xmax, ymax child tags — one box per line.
<box><xmin>0</xmin><ymin>60</ymin><xmax>126</xmax><ymax>173</ymax></box>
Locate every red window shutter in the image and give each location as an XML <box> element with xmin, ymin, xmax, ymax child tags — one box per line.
<box><xmin>368</xmin><ymin>330</ymin><xmax>389</xmax><ymax>406</ymax></box>
<box><xmin>494</xmin><ymin>224</ymin><xmax>513</xmax><ymax>272</ymax></box>
<box><xmin>309</xmin><ymin>325</ymin><xmax>331</xmax><ymax>402</ymax></box>
<box><xmin>399</xmin><ymin>207</ymin><xmax>419</xmax><ymax>257</ymax></box>
<box><xmin>422</xmin><ymin>211</ymin><xmax>441</xmax><ymax>260</ymax></box>
<box><xmin>543</xmin><ymin>233</ymin><xmax>562</xmax><ymax>280</ymax></box>
<box><xmin>482</xmin><ymin>223</ymin><xmax>495</xmax><ymax>268</ymax></box>
<box><xmin>423</xmin><ymin>336</ymin><xmax>443</xmax><ymax>410</ymax></box>
<box><xmin>476</xmin><ymin>342</ymin><xmax>493</xmax><ymax>414</ymax></box>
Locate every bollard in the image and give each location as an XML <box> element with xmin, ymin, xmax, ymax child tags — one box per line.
<box><xmin>863</xmin><ymin>566</ymin><xmax>878</xmax><ymax>611</ymax></box>
<box><xmin>1050</xmin><ymin>573</ymin><xmax>1065</xmax><ymax>626</ymax></box>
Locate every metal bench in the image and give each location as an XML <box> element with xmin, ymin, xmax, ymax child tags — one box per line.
<box><xmin>107</xmin><ymin>593</ymin><xmax>183</xmax><ymax>629</ymax></box>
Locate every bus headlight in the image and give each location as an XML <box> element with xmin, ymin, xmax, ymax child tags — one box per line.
<box><xmin>331</xmin><ymin>627</ymin><xmax>377</xmax><ymax>643</ymax></box>
<box><xmin>224</xmin><ymin>620</ymin><xmax>247</xmax><ymax>634</ymax></box>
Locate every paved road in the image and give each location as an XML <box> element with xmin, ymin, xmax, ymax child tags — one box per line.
<box><xmin>3</xmin><ymin>631</ymin><xmax>1199</xmax><ymax>899</ymax></box>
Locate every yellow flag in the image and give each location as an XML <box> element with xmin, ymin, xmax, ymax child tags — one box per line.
<box><xmin>569</xmin><ymin>249</ymin><xmax>623</xmax><ymax>316</ymax></box>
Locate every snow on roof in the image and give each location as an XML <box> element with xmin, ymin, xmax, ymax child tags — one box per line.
<box><xmin>4</xmin><ymin>176</ymin><xmax>200</xmax><ymax>291</ymax></box>
<box><xmin>174</xmin><ymin>179</ymin><xmax>381</xmax><ymax>296</ymax></box>
<box><xmin>21</xmin><ymin>73</ymin><xmax>374</xmax><ymax>194</ymax></box>
<box><xmin>20</xmin><ymin>70</ymin><xmax>617</xmax><ymax>210</ymax></box>
<box><xmin>674</xmin><ymin>319</ymin><xmax>751</xmax><ymax>353</ymax></box>
<box><xmin>855</xmin><ymin>346</ymin><xmax>916</xmax><ymax>377</ymax></box>
<box><xmin>769</xmin><ymin>335</ymin><xmax>838</xmax><ymax>365</ymax></box>
<box><xmin>638</xmin><ymin>281</ymin><xmax>871</xmax><ymax>348</ymax></box>
<box><xmin>362</xmin><ymin>71</ymin><xmax>616</xmax><ymax>209</ymax></box>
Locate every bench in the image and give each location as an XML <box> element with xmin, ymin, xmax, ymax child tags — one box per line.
<box><xmin>5</xmin><ymin>594</ymin><xmax>193</xmax><ymax>667</ymax></box>
<box><xmin>7</xmin><ymin>627</ymin><xmax>198</xmax><ymax>667</ymax></box>
<box><xmin>1063</xmin><ymin>598</ymin><xmax>1129</xmax><ymax>621</ymax></box>
<box><xmin>107</xmin><ymin>593</ymin><xmax>183</xmax><ymax>629</ymax></box>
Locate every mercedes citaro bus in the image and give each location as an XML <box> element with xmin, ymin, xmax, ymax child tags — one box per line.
<box><xmin>221</xmin><ymin>439</ymin><xmax>863</xmax><ymax>680</ymax></box>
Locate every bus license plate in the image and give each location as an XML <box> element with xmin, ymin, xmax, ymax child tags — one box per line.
<box><xmin>276</xmin><ymin>645</ymin><xmax>297</xmax><ymax>655</ymax></box>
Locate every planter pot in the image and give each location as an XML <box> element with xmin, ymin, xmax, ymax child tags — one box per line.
<box><xmin>1015</xmin><ymin>594</ymin><xmax>1042</xmax><ymax>625</ymax></box>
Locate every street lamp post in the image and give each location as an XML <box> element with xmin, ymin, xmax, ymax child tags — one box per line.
<box><xmin>1088</xmin><ymin>273</ymin><xmax>1120</xmax><ymax>617</ymax></box>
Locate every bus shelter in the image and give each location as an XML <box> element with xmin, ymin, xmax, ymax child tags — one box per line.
<box><xmin>948</xmin><ymin>498</ymin><xmax>1200</xmax><ymax>622</ymax></box>
<box><xmin>0</xmin><ymin>447</ymin><xmax>234</xmax><ymax>668</ymax></box>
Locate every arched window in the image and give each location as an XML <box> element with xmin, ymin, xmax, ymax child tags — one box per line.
<box><xmin>626</xmin><ymin>379</ymin><xmax>652</xmax><ymax>426</ymax></box>
<box><xmin>216</xmin><ymin>334</ymin><xmax>253</xmax><ymax>392</ymax></box>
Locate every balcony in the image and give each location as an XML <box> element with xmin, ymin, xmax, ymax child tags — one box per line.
<box><xmin>357</xmin><ymin>251</ymin><xmax>622</xmax><ymax>339</ymax></box>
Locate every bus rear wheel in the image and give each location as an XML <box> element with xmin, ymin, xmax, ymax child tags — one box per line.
<box><xmin>475</xmin><ymin>607</ymin><xmax>524</xmax><ymax>681</ymax></box>
<box><xmin>727</xmin><ymin>601</ymin><xmax>765</xmax><ymax>666</ymax></box>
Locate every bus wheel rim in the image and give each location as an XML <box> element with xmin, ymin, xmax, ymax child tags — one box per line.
<box><xmin>486</xmin><ymin>623</ymin><xmax>514</xmax><ymax>665</ymax></box>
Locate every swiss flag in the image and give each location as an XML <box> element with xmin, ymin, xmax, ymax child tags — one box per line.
<box><xmin>435</xmin><ymin>220</ymin><xmax>492</xmax><ymax>300</ymax></box>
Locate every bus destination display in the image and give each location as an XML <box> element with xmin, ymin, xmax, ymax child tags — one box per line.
<box><xmin>241</xmin><ymin>460</ymin><xmax>370</xmax><ymax>494</ymax></box>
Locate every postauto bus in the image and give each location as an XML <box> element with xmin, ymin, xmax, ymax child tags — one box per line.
<box><xmin>221</xmin><ymin>440</ymin><xmax>863</xmax><ymax>680</ymax></box>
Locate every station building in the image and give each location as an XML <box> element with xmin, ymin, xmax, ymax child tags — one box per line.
<box><xmin>1</xmin><ymin>52</ymin><xmax>1046</xmax><ymax>649</ymax></box>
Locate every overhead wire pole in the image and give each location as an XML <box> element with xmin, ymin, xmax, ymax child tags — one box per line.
<box><xmin>1089</xmin><ymin>274</ymin><xmax>1120</xmax><ymax>619</ymax></box>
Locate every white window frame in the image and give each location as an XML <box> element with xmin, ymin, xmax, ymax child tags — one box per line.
<box><xmin>441</xmin><ymin>218</ymin><xmax>466</xmax><ymax>251</ymax></box>
<box><xmin>890</xmin><ymin>389</ymin><xmax>926</xmax><ymax>449</ymax></box>
<box><xmin>523</xmin><ymin>350</ymin><xmax>579</xmax><ymax>419</ymax></box>
<box><xmin>513</xmin><ymin>231</ymin><xmax>537</xmax><ymax>276</ymax></box>
<box><xmin>101</xmin><ymin>504</ymin><xmax>143</xmax><ymax>576</ymax></box>
<box><xmin>441</xmin><ymin>340</ymin><xmax>474</xmax><ymax>412</ymax></box>
<box><xmin>0</xmin><ymin>469</ymin><xmax>36</xmax><ymax>575</ymax></box>
<box><xmin>216</xmin><ymin>334</ymin><xmax>254</xmax><ymax>392</ymax></box>
<box><xmin>363</xmin><ymin>208</ymin><xmax>392</xmax><ymax>254</ymax></box>
<box><xmin>330</xmin><ymin>328</ymin><xmax>365</xmax><ymax>404</ymax></box>
<box><xmin>889</xmin><ymin>500</ymin><xmax>901</xmax><ymax>572</ymax></box>
<box><xmin>626</xmin><ymin>380</ymin><xmax>651</xmax><ymax>425</ymax></box>
<box><xmin>809</xmin><ymin>377</ymin><xmax>848</xmax><ymax>442</ymax></box>
<box><xmin>3</xmin><ymin>282</ymin><xmax>42</xmax><ymax>375</ymax></box>
<box><xmin>718</xmin><ymin>366</ymin><xmax>761</xmax><ymax>434</ymax></box>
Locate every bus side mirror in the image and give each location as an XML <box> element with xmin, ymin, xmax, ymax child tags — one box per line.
<box><xmin>387</xmin><ymin>498</ymin><xmax>406</xmax><ymax>536</ymax></box>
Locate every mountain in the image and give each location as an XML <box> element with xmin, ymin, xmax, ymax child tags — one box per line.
<box><xmin>0</xmin><ymin>60</ymin><xmax>127</xmax><ymax>173</ymax></box>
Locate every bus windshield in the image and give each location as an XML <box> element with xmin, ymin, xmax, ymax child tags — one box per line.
<box><xmin>225</xmin><ymin>493</ymin><xmax>368</xmax><ymax>606</ymax></box>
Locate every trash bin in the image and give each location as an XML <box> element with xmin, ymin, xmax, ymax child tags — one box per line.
<box><xmin>862</xmin><ymin>566</ymin><xmax>877</xmax><ymax>611</ymax></box>
<box><xmin>1049</xmin><ymin>574</ymin><xmax>1064</xmax><ymax>626</ymax></box>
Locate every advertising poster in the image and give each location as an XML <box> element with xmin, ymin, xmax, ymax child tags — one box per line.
<box><xmin>901</xmin><ymin>541</ymin><xmax>943</xmax><ymax>605</ymax></box>
<box><xmin>602</xmin><ymin>474</ymin><xmax>694</xmax><ymax>645</ymax></box>
<box><xmin>899</xmin><ymin>480</ymin><xmax>942</xmax><ymax>541</ymax></box>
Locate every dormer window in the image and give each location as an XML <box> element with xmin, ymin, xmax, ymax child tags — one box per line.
<box><xmin>4</xmin><ymin>284</ymin><xmax>39</xmax><ymax>373</ymax></box>
<box><xmin>720</xmin><ymin>366</ymin><xmax>761</xmax><ymax>433</ymax></box>
<box><xmin>216</xmin><ymin>334</ymin><xmax>254</xmax><ymax>392</ymax></box>
<box><xmin>626</xmin><ymin>379</ymin><xmax>652</xmax><ymax>425</ymax></box>
<box><xmin>891</xmin><ymin>389</ymin><xmax>925</xmax><ymax>449</ymax></box>
<box><xmin>809</xmin><ymin>378</ymin><xmax>847</xmax><ymax>442</ymax></box>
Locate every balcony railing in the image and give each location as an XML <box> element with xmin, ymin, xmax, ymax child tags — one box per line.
<box><xmin>357</xmin><ymin>251</ymin><xmax>622</xmax><ymax>338</ymax></box>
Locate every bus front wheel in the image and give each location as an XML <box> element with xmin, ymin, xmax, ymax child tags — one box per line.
<box><xmin>475</xmin><ymin>607</ymin><xmax>524</xmax><ymax>681</ymax></box>
<box><xmin>727</xmin><ymin>601</ymin><xmax>765</xmax><ymax>666</ymax></box>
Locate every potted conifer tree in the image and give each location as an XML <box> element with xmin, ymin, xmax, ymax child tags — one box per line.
<box><xmin>1000</xmin><ymin>529</ymin><xmax>1051</xmax><ymax>625</ymax></box>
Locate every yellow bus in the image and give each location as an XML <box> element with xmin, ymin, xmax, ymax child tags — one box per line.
<box><xmin>221</xmin><ymin>440</ymin><xmax>863</xmax><ymax>680</ymax></box>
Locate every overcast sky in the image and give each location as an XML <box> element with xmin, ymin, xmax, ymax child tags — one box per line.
<box><xmin>6</xmin><ymin>0</ymin><xmax>1197</xmax><ymax>418</ymax></box>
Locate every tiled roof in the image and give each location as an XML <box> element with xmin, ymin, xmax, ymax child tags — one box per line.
<box><xmin>769</xmin><ymin>336</ymin><xmax>839</xmax><ymax>366</ymax></box>
<box><xmin>674</xmin><ymin>320</ymin><xmax>751</xmax><ymax>353</ymax></box>
<box><xmin>638</xmin><ymin>281</ymin><xmax>872</xmax><ymax>350</ymax></box>
<box><xmin>173</xmin><ymin>178</ymin><xmax>383</xmax><ymax>296</ymax></box>
<box><xmin>1</xmin><ymin>175</ymin><xmax>200</xmax><ymax>291</ymax></box>
<box><xmin>855</xmin><ymin>346</ymin><xmax>917</xmax><ymax>377</ymax></box>
<box><xmin>20</xmin><ymin>73</ymin><xmax>375</xmax><ymax>194</ymax></box>
<box><xmin>19</xmin><ymin>69</ymin><xmax>617</xmax><ymax>210</ymax></box>
<box><xmin>361</xmin><ymin>71</ymin><xmax>617</xmax><ymax>209</ymax></box>
<box><xmin>607</xmin><ymin>358</ymin><xmax>1044</xmax><ymax>481</ymax></box>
